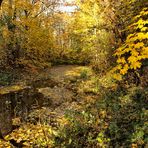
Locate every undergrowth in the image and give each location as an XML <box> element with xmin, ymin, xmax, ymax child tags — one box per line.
<box><xmin>53</xmin><ymin>86</ymin><xmax>148</xmax><ymax>148</ymax></box>
<box><xmin>0</xmin><ymin>69</ymin><xmax>147</xmax><ymax>147</ymax></box>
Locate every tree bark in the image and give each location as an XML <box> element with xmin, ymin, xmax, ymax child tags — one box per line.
<box><xmin>0</xmin><ymin>0</ymin><xmax>3</xmax><ymax>7</ymax></box>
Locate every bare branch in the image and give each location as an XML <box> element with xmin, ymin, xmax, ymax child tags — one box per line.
<box><xmin>33</xmin><ymin>0</ymin><xmax>59</xmax><ymax>18</ymax></box>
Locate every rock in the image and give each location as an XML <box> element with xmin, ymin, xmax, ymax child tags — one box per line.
<box><xmin>38</xmin><ymin>87</ymin><xmax>73</xmax><ymax>107</ymax></box>
<box><xmin>0</xmin><ymin>94</ymin><xmax>12</xmax><ymax>137</ymax></box>
<box><xmin>0</xmin><ymin>85</ymin><xmax>44</xmax><ymax>137</ymax></box>
<box><xmin>0</xmin><ymin>85</ymin><xmax>31</xmax><ymax>136</ymax></box>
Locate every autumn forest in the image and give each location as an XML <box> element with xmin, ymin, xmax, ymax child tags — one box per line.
<box><xmin>0</xmin><ymin>0</ymin><xmax>148</xmax><ymax>147</ymax></box>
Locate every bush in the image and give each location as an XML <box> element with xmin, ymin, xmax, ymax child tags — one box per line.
<box><xmin>53</xmin><ymin>85</ymin><xmax>147</xmax><ymax>147</ymax></box>
<box><xmin>53</xmin><ymin>104</ymin><xmax>110</xmax><ymax>148</ymax></box>
<box><xmin>104</xmin><ymin>86</ymin><xmax>148</xmax><ymax>147</ymax></box>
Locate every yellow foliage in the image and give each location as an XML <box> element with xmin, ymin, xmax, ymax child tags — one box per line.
<box><xmin>113</xmin><ymin>73</ymin><xmax>122</xmax><ymax>81</ymax></box>
<box><xmin>0</xmin><ymin>0</ymin><xmax>55</xmax><ymax>68</ymax></box>
<box><xmin>5</xmin><ymin>123</ymin><xmax>55</xmax><ymax>147</ymax></box>
<box><xmin>117</xmin><ymin>57</ymin><xmax>126</xmax><ymax>64</ymax></box>
<box><xmin>120</xmin><ymin>64</ymin><xmax>129</xmax><ymax>75</ymax></box>
<box><xmin>113</xmin><ymin>7</ymin><xmax>148</xmax><ymax>79</ymax></box>
<box><xmin>0</xmin><ymin>139</ymin><xmax>13</xmax><ymax>148</ymax></box>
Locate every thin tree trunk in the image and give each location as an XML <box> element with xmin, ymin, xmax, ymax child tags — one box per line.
<box><xmin>0</xmin><ymin>0</ymin><xmax>3</xmax><ymax>7</ymax></box>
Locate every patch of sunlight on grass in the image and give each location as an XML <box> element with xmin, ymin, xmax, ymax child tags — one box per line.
<box><xmin>65</xmin><ymin>66</ymin><xmax>93</xmax><ymax>78</ymax></box>
<box><xmin>77</xmin><ymin>76</ymin><xmax>99</xmax><ymax>94</ymax></box>
<box><xmin>0</xmin><ymin>85</ymin><xmax>27</xmax><ymax>95</ymax></box>
<box><xmin>99</xmin><ymin>73</ymin><xmax>117</xmax><ymax>89</ymax></box>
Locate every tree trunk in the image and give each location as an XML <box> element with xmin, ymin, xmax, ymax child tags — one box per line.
<box><xmin>0</xmin><ymin>0</ymin><xmax>3</xmax><ymax>7</ymax></box>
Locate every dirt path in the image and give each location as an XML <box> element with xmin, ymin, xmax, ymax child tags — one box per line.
<box><xmin>48</xmin><ymin>65</ymin><xmax>91</xmax><ymax>83</ymax></box>
<box><xmin>0</xmin><ymin>65</ymin><xmax>97</xmax><ymax>147</ymax></box>
<box><xmin>27</xmin><ymin>65</ymin><xmax>96</xmax><ymax>126</ymax></box>
<box><xmin>37</xmin><ymin>65</ymin><xmax>93</xmax><ymax>111</ymax></box>
<box><xmin>0</xmin><ymin>65</ymin><xmax>95</xmax><ymax>125</ymax></box>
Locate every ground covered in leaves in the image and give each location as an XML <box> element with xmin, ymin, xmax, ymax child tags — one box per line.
<box><xmin>0</xmin><ymin>65</ymin><xmax>147</xmax><ymax>148</ymax></box>
<box><xmin>0</xmin><ymin>65</ymin><xmax>100</xmax><ymax>147</ymax></box>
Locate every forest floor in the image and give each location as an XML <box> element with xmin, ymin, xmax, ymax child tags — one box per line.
<box><xmin>1</xmin><ymin>65</ymin><xmax>147</xmax><ymax>147</ymax></box>
<box><xmin>1</xmin><ymin>65</ymin><xmax>100</xmax><ymax>147</ymax></box>
<box><xmin>27</xmin><ymin>65</ymin><xmax>99</xmax><ymax>125</ymax></box>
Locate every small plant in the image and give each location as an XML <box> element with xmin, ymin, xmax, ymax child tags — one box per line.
<box><xmin>96</xmin><ymin>132</ymin><xmax>110</xmax><ymax>148</ymax></box>
<box><xmin>80</xmin><ymin>69</ymin><xmax>89</xmax><ymax>79</ymax></box>
<box><xmin>0</xmin><ymin>72</ymin><xmax>13</xmax><ymax>85</ymax></box>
